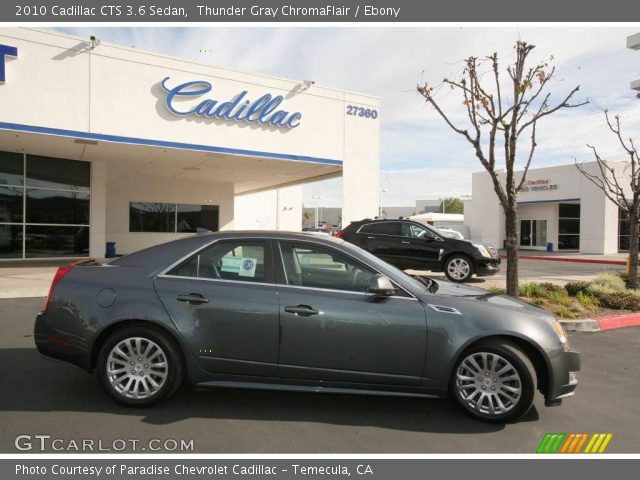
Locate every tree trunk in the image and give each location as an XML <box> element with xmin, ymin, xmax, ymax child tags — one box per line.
<box><xmin>504</xmin><ymin>206</ymin><xmax>520</xmax><ymax>297</ymax></box>
<box><xmin>628</xmin><ymin>206</ymin><xmax>639</xmax><ymax>289</ymax></box>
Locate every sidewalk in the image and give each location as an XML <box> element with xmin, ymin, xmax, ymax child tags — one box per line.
<box><xmin>0</xmin><ymin>261</ymin><xmax>65</xmax><ymax>298</ymax></box>
<box><xmin>499</xmin><ymin>250</ymin><xmax>630</xmax><ymax>265</ymax></box>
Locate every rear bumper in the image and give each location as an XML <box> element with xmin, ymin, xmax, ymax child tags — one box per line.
<box><xmin>545</xmin><ymin>349</ymin><xmax>581</xmax><ymax>405</ymax></box>
<box><xmin>475</xmin><ymin>258</ymin><xmax>501</xmax><ymax>276</ymax></box>
<box><xmin>34</xmin><ymin>310</ymin><xmax>91</xmax><ymax>371</ymax></box>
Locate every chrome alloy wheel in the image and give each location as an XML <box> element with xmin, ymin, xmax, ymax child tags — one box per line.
<box><xmin>455</xmin><ymin>352</ymin><xmax>522</xmax><ymax>416</ymax></box>
<box><xmin>106</xmin><ymin>337</ymin><xmax>168</xmax><ymax>399</ymax></box>
<box><xmin>447</xmin><ymin>257</ymin><xmax>471</xmax><ymax>281</ymax></box>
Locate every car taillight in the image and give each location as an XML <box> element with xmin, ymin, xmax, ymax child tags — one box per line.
<box><xmin>335</xmin><ymin>230</ymin><xmax>344</xmax><ymax>238</ymax></box>
<box><xmin>44</xmin><ymin>259</ymin><xmax>92</xmax><ymax>312</ymax></box>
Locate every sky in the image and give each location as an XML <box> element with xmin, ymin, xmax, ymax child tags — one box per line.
<box><xmin>54</xmin><ymin>27</ymin><xmax>640</xmax><ymax>207</ymax></box>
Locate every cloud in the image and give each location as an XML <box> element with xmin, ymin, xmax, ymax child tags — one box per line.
<box><xmin>53</xmin><ymin>26</ymin><xmax>640</xmax><ymax>207</ymax></box>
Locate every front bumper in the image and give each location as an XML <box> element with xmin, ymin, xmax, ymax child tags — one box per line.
<box><xmin>545</xmin><ymin>348</ymin><xmax>581</xmax><ymax>405</ymax></box>
<box><xmin>475</xmin><ymin>257</ymin><xmax>501</xmax><ymax>276</ymax></box>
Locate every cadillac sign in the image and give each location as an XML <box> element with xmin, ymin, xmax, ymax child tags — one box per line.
<box><xmin>161</xmin><ymin>77</ymin><xmax>302</xmax><ymax>129</ymax></box>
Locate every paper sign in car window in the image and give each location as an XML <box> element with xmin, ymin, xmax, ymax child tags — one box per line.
<box><xmin>239</xmin><ymin>257</ymin><xmax>257</xmax><ymax>277</ymax></box>
<box><xmin>221</xmin><ymin>256</ymin><xmax>242</xmax><ymax>273</ymax></box>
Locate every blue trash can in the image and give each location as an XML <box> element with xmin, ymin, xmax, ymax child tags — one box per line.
<box><xmin>105</xmin><ymin>242</ymin><xmax>117</xmax><ymax>258</ymax></box>
<box><xmin>546</xmin><ymin>242</ymin><xmax>553</xmax><ymax>252</ymax></box>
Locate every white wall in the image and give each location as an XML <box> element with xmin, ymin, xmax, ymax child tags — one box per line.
<box><xmin>234</xmin><ymin>185</ymin><xmax>303</xmax><ymax>231</ymax></box>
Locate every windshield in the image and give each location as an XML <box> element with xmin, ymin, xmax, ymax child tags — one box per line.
<box><xmin>340</xmin><ymin>240</ymin><xmax>438</xmax><ymax>294</ymax></box>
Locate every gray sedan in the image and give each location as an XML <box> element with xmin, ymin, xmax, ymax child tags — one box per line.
<box><xmin>34</xmin><ymin>232</ymin><xmax>579</xmax><ymax>423</ymax></box>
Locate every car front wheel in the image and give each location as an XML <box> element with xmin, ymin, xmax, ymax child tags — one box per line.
<box><xmin>444</xmin><ymin>254</ymin><xmax>474</xmax><ymax>282</ymax></box>
<box><xmin>97</xmin><ymin>326</ymin><xmax>184</xmax><ymax>407</ymax></box>
<box><xmin>451</xmin><ymin>340</ymin><xmax>536</xmax><ymax>423</ymax></box>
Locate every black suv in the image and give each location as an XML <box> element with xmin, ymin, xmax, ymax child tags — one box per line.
<box><xmin>338</xmin><ymin>219</ymin><xmax>500</xmax><ymax>282</ymax></box>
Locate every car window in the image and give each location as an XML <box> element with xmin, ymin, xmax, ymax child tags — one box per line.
<box><xmin>359</xmin><ymin>222</ymin><xmax>402</xmax><ymax>236</ymax></box>
<box><xmin>279</xmin><ymin>242</ymin><xmax>375</xmax><ymax>293</ymax></box>
<box><xmin>168</xmin><ymin>241</ymin><xmax>266</xmax><ymax>283</ymax></box>
<box><xmin>402</xmin><ymin>223</ymin><xmax>434</xmax><ymax>239</ymax></box>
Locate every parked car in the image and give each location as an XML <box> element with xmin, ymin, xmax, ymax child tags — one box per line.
<box><xmin>337</xmin><ymin>219</ymin><xmax>500</xmax><ymax>283</ymax></box>
<box><xmin>35</xmin><ymin>231</ymin><xmax>578</xmax><ymax>423</ymax></box>
<box><xmin>302</xmin><ymin>227</ymin><xmax>331</xmax><ymax>237</ymax></box>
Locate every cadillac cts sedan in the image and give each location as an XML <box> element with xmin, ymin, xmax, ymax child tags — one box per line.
<box><xmin>35</xmin><ymin>232</ymin><xmax>579</xmax><ymax>423</ymax></box>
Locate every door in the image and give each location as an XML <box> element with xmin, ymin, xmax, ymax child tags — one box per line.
<box><xmin>154</xmin><ymin>239</ymin><xmax>280</xmax><ymax>377</ymax></box>
<box><xmin>520</xmin><ymin>219</ymin><xmax>548</xmax><ymax>249</ymax></box>
<box><xmin>275</xmin><ymin>241</ymin><xmax>428</xmax><ymax>386</ymax></box>
<box><xmin>398</xmin><ymin>222</ymin><xmax>444</xmax><ymax>268</ymax></box>
<box><xmin>356</xmin><ymin>221</ymin><xmax>404</xmax><ymax>266</ymax></box>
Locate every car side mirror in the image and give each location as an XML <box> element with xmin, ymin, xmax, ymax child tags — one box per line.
<box><xmin>367</xmin><ymin>274</ymin><xmax>397</xmax><ymax>296</ymax></box>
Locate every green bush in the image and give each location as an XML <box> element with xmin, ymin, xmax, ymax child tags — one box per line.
<box><xmin>518</xmin><ymin>282</ymin><xmax>564</xmax><ymax>299</ymax></box>
<box><xmin>592</xmin><ymin>289</ymin><xmax>640</xmax><ymax>311</ymax></box>
<box><xmin>591</xmin><ymin>273</ymin><xmax>626</xmax><ymax>292</ymax></box>
<box><xmin>575</xmin><ymin>291</ymin><xmax>599</xmax><ymax>310</ymax></box>
<box><xmin>565</xmin><ymin>281</ymin><xmax>591</xmax><ymax>297</ymax></box>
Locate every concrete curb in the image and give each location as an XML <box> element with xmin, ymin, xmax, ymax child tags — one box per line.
<box><xmin>560</xmin><ymin>312</ymin><xmax>640</xmax><ymax>332</ymax></box>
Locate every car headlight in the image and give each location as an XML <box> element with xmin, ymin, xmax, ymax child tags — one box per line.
<box><xmin>471</xmin><ymin>242</ymin><xmax>492</xmax><ymax>258</ymax></box>
<box><xmin>551</xmin><ymin>319</ymin><xmax>570</xmax><ymax>350</ymax></box>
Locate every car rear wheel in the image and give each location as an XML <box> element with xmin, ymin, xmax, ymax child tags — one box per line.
<box><xmin>97</xmin><ymin>326</ymin><xmax>184</xmax><ymax>407</ymax></box>
<box><xmin>444</xmin><ymin>254</ymin><xmax>474</xmax><ymax>282</ymax></box>
<box><xmin>451</xmin><ymin>340</ymin><xmax>536</xmax><ymax>423</ymax></box>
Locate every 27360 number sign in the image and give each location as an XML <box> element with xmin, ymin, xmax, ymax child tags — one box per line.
<box><xmin>346</xmin><ymin>105</ymin><xmax>378</xmax><ymax>119</ymax></box>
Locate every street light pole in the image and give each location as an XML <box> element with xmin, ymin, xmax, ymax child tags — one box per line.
<box><xmin>379</xmin><ymin>188</ymin><xmax>388</xmax><ymax>217</ymax></box>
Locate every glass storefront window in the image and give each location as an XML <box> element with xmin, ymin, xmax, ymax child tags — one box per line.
<box><xmin>26</xmin><ymin>189</ymin><xmax>90</xmax><ymax>225</ymax></box>
<box><xmin>0</xmin><ymin>186</ymin><xmax>24</xmax><ymax>223</ymax></box>
<box><xmin>25</xmin><ymin>225</ymin><xmax>89</xmax><ymax>258</ymax></box>
<box><xmin>129</xmin><ymin>202</ymin><xmax>176</xmax><ymax>232</ymax></box>
<box><xmin>0</xmin><ymin>225</ymin><xmax>22</xmax><ymax>258</ymax></box>
<box><xmin>26</xmin><ymin>155</ymin><xmax>90</xmax><ymax>191</ymax></box>
<box><xmin>0</xmin><ymin>151</ymin><xmax>24</xmax><ymax>186</ymax></box>
<box><xmin>130</xmin><ymin>202</ymin><xmax>220</xmax><ymax>233</ymax></box>
<box><xmin>520</xmin><ymin>219</ymin><xmax>547</xmax><ymax>248</ymax></box>
<box><xmin>176</xmin><ymin>204</ymin><xmax>219</xmax><ymax>233</ymax></box>
<box><xmin>0</xmin><ymin>150</ymin><xmax>91</xmax><ymax>259</ymax></box>
<box><xmin>558</xmin><ymin>203</ymin><xmax>580</xmax><ymax>250</ymax></box>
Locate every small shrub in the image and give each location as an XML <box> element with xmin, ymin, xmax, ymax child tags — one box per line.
<box><xmin>593</xmin><ymin>289</ymin><xmax>640</xmax><ymax>311</ymax></box>
<box><xmin>552</xmin><ymin>305</ymin><xmax>580</xmax><ymax>319</ymax></box>
<box><xmin>488</xmin><ymin>286</ymin><xmax>506</xmax><ymax>294</ymax></box>
<box><xmin>619</xmin><ymin>271</ymin><xmax>630</xmax><ymax>288</ymax></box>
<box><xmin>518</xmin><ymin>282</ymin><xmax>563</xmax><ymax>299</ymax></box>
<box><xmin>591</xmin><ymin>273</ymin><xmax>626</xmax><ymax>292</ymax></box>
<box><xmin>548</xmin><ymin>290</ymin><xmax>572</xmax><ymax>306</ymax></box>
<box><xmin>565</xmin><ymin>281</ymin><xmax>591</xmax><ymax>297</ymax></box>
<box><xmin>575</xmin><ymin>291</ymin><xmax>599</xmax><ymax>310</ymax></box>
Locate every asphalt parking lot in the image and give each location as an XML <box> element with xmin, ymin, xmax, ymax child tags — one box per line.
<box><xmin>1</xmin><ymin>297</ymin><xmax>639</xmax><ymax>453</ymax></box>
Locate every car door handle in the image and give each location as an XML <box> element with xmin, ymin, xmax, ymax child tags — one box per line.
<box><xmin>177</xmin><ymin>293</ymin><xmax>209</xmax><ymax>305</ymax></box>
<box><xmin>284</xmin><ymin>305</ymin><xmax>319</xmax><ymax>316</ymax></box>
<box><xmin>367</xmin><ymin>236</ymin><xmax>375</xmax><ymax>240</ymax></box>
<box><xmin>401</xmin><ymin>241</ymin><xmax>410</xmax><ymax>244</ymax></box>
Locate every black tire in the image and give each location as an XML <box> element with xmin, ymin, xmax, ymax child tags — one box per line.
<box><xmin>450</xmin><ymin>339</ymin><xmax>536</xmax><ymax>423</ymax></box>
<box><xmin>97</xmin><ymin>325</ymin><xmax>184</xmax><ymax>407</ymax></box>
<box><xmin>444</xmin><ymin>254</ymin><xmax>475</xmax><ymax>283</ymax></box>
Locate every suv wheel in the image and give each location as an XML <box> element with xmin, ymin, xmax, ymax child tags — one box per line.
<box><xmin>444</xmin><ymin>254</ymin><xmax>474</xmax><ymax>282</ymax></box>
<box><xmin>451</xmin><ymin>339</ymin><xmax>536</xmax><ymax>423</ymax></box>
<box><xmin>97</xmin><ymin>326</ymin><xmax>184</xmax><ymax>407</ymax></box>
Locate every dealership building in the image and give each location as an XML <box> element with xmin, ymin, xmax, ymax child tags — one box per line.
<box><xmin>466</xmin><ymin>161</ymin><xmax>635</xmax><ymax>254</ymax></box>
<box><xmin>0</xmin><ymin>28</ymin><xmax>380</xmax><ymax>260</ymax></box>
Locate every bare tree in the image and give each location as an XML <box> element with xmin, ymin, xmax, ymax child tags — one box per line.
<box><xmin>575</xmin><ymin>111</ymin><xmax>640</xmax><ymax>288</ymax></box>
<box><xmin>417</xmin><ymin>41</ymin><xmax>586</xmax><ymax>296</ymax></box>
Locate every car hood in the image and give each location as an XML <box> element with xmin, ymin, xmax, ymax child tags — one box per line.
<box><xmin>421</xmin><ymin>280</ymin><xmax>555</xmax><ymax>321</ymax></box>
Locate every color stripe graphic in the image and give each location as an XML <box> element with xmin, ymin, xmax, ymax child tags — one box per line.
<box><xmin>536</xmin><ymin>433</ymin><xmax>613</xmax><ymax>453</ymax></box>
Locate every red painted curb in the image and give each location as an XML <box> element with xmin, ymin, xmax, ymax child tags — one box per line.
<box><xmin>498</xmin><ymin>254</ymin><xmax>628</xmax><ymax>266</ymax></box>
<box><xmin>597</xmin><ymin>313</ymin><xmax>640</xmax><ymax>331</ymax></box>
